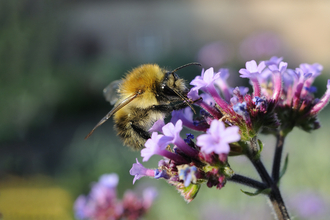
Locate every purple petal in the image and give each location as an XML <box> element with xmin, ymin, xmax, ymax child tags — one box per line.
<box><xmin>142</xmin><ymin>132</ymin><xmax>164</xmax><ymax>161</ymax></box>
<box><xmin>149</xmin><ymin>119</ymin><xmax>165</xmax><ymax>133</ymax></box>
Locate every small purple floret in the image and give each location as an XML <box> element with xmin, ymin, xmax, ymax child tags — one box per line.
<box><xmin>197</xmin><ymin>120</ymin><xmax>240</xmax><ymax>155</ymax></box>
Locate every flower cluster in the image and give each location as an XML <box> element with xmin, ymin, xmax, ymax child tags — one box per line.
<box><xmin>129</xmin><ymin>57</ymin><xmax>330</xmax><ymax>203</ymax></box>
<box><xmin>74</xmin><ymin>173</ymin><xmax>157</xmax><ymax>220</ymax></box>
<box><xmin>130</xmin><ymin>119</ymin><xmax>240</xmax><ymax>202</ymax></box>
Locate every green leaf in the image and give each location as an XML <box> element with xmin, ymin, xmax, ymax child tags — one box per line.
<box><xmin>173</xmin><ymin>182</ymin><xmax>201</xmax><ymax>203</ymax></box>
<box><xmin>258</xmin><ymin>139</ymin><xmax>264</xmax><ymax>152</ymax></box>
<box><xmin>279</xmin><ymin>154</ymin><xmax>289</xmax><ymax>180</ymax></box>
<box><xmin>240</xmin><ymin>187</ymin><xmax>271</xmax><ymax>196</ymax></box>
<box><xmin>254</xmin><ymin>139</ymin><xmax>264</xmax><ymax>160</ymax></box>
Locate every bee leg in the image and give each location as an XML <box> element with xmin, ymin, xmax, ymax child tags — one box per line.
<box><xmin>172</xmin><ymin>102</ymin><xmax>192</xmax><ymax>110</ymax></box>
<box><xmin>151</xmin><ymin>102</ymin><xmax>189</xmax><ymax>112</ymax></box>
<box><xmin>151</xmin><ymin>104</ymin><xmax>175</xmax><ymax>112</ymax></box>
<box><xmin>130</xmin><ymin>122</ymin><xmax>151</xmax><ymax>140</ymax></box>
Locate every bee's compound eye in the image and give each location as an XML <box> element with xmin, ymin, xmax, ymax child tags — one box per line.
<box><xmin>162</xmin><ymin>85</ymin><xmax>176</xmax><ymax>96</ymax></box>
<box><xmin>172</xmin><ymin>73</ymin><xmax>179</xmax><ymax>80</ymax></box>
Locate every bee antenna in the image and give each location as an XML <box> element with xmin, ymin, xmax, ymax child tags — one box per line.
<box><xmin>171</xmin><ymin>62</ymin><xmax>202</xmax><ymax>74</ymax></box>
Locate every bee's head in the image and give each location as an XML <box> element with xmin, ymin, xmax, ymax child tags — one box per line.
<box><xmin>159</xmin><ymin>62</ymin><xmax>201</xmax><ymax>104</ymax></box>
<box><xmin>161</xmin><ymin>72</ymin><xmax>189</xmax><ymax>98</ymax></box>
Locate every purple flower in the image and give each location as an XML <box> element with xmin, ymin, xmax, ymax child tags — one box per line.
<box><xmin>141</xmin><ymin>132</ymin><xmax>166</xmax><ymax>161</ymax></box>
<box><xmin>165</xmin><ymin>122</ymin><xmax>182</xmax><ymax>137</ymax></box>
<box><xmin>230</xmin><ymin>96</ymin><xmax>239</xmax><ymax>105</ymax></box>
<box><xmin>154</xmin><ymin>169</ymin><xmax>170</xmax><ymax>179</ymax></box>
<box><xmin>160</xmin><ymin>120</ymin><xmax>199</xmax><ymax>158</ymax></box>
<box><xmin>142</xmin><ymin>131</ymin><xmax>189</xmax><ymax>163</ymax></box>
<box><xmin>161</xmin><ymin>120</ymin><xmax>183</xmax><ymax>145</ymax></box>
<box><xmin>130</xmin><ymin>158</ymin><xmax>156</xmax><ymax>184</ymax></box>
<box><xmin>310</xmin><ymin>79</ymin><xmax>330</xmax><ymax>116</ymax></box>
<box><xmin>229</xmin><ymin>86</ymin><xmax>249</xmax><ymax>97</ymax></box>
<box><xmin>190</xmin><ymin>67</ymin><xmax>220</xmax><ymax>90</ymax></box>
<box><xmin>291</xmin><ymin>67</ymin><xmax>314</xmax><ymax>108</ymax></box>
<box><xmin>187</xmin><ymin>89</ymin><xmax>222</xmax><ymax>120</ymax></box>
<box><xmin>200</xmin><ymin>93</ymin><xmax>215</xmax><ymax>106</ymax></box>
<box><xmin>299</xmin><ymin>63</ymin><xmax>323</xmax><ymax>97</ymax></box>
<box><xmin>239</xmin><ymin>60</ymin><xmax>266</xmax><ymax>79</ymax></box>
<box><xmin>171</xmin><ymin>108</ymin><xmax>193</xmax><ymax>124</ymax></box>
<box><xmin>214</xmin><ymin>68</ymin><xmax>232</xmax><ymax>102</ymax></box>
<box><xmin>264</xmin><ymin>56</ymin><xmax>283</xmax><ymax>66</ymax></box>
<box><xmin>299</xmin><ymin>63</ymin><xmax>322</xmax><ymax>79</ymax></box>
<box><xmin>267</xmin><ymin>61</ymin><xmax>286</xmax><ymax>101</ymax></box>
<box><xmin>187</xmin><ymin>87</ymin><xmax>200</xmax><ymax>100</ymax></box>
<box><xmin>148</xmin><ymin>119</ymin><xmax>165</xmax><ymax>133</ymax></box>
<box><xmin>239</xmin><ymin>60</ymin><xmax>266</xmax><ymax>97</ymax></box>
<box><xmin>268</xmin><ymin>61</ymin><xmax>287</xmax><ymax>73</ymax></box>
<box><xmin>197</xmin><ymin>120</ymin><xmax>241</xmax><ymax>155</ymax></box>
<box><xmin>191</xmin><ymin>68</ymin><xmax>231</xmax><ymax>112</ymax></box>
<box><xmin>171</xmin><ymin>108</ymin><xmax>208</xmax><ymax>132</ymax></box>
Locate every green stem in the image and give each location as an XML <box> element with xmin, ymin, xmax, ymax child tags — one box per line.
<box><xmin>272</xmin><ymin>132</ymin><xmax>286</xmax><ymax>183</ymax></box>
<box><xmin>246</xmin><ymin>137</ymin><xmax>290</xmax><ymax>220</ymax></box>
<box><xmin>251</xmin><ymin>158</ymin><xmax>291</xmax><ymax>220</ymax></box>
<box><xmin>228</xmin><ymin>174</ymin><xmax>267</xmax><ymax>190</ymax></box>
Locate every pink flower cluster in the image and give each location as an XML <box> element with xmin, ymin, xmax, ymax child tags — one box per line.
<box><xmin>74</xmin><ymin>174</ymin><xmax>157</xmax><ymax>220</ymax></box>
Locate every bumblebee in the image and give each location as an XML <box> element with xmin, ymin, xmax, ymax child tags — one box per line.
<box><xmin>85</xmin><ymin>63</ymin><xmax>201</xmax><ymax>149</ymax></box>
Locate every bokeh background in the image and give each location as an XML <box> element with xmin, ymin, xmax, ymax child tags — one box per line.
<box><xmin>1</xmin><ymin>0</ymin><xmax>330</xmax><ymax>219</ymax></box>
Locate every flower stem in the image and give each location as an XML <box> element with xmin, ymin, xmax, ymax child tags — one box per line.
<box><xmin>268</xmin><ymin>189</ymin><xmax>291</xmax><ymax>220</ymax></box>
<box><xmin>245</xmin><ymin>137</ymin><xmax>290</xmax><ymax>219</ymax></box>
<box><xmin>251</xmin><ymin>158</ymin><xmax>291</xmax><ymax>220</ymax></box>
<box><xmin>272</xmin><ymin>132</ymin><xmax>286</xmax><ymax>183</ymax></box>
<box><xmin>228</xmin><ymin>174</ymin><xmax>267</xmax><ymax>190</ymax></box>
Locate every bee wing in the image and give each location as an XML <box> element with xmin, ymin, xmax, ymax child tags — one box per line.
<box><xmin>103</xmin><ymin>79</ymin><xmax>123</xmax><ymax>105</ymax></box>
<box><xmin>85</xmin><ymin>92</ymin><xmax>139</xmax><ymax>139</ymax></box>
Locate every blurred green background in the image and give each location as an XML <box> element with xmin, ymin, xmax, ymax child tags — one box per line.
<box><xmin>1</xmin><ymin>0</ymin><xmax>330</xmax><ymax>219</ymax></box>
